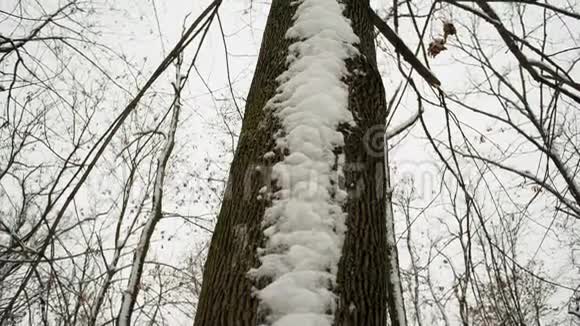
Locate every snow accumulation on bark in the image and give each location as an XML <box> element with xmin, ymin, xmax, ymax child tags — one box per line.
<box><xmin>249</xmin><ymin>0</ymin><xmax>359</xmax><ymax>325</ymax></box>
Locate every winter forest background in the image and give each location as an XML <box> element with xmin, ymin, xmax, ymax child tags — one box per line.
<box><xmin>1</xmin><ymin>0</ymin><xmax>580</xmax><ymax>325</ymax></box>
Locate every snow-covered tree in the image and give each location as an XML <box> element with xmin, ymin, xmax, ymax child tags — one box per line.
<box><xmin>193</xmin><ymin>0</ymin><xmax>407</xmax><ymax>325</ymax></box>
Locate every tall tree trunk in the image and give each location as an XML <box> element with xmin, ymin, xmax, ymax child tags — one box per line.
<box><xmin>333</xmin><ymin>1</ymin><xmax>391</xmax><ymax>325</ymax></box>
<box><xmin>192</xmin><ymin>2</ymin><xmax>293</xmax><ymax>324</ymax></box>
<box><xmin>193</xmin><ymin>1</ymin><xmax>403</xmax><ymax>325</ymax></box>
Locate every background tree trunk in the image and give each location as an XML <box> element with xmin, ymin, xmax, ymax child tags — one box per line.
<box><xmin>193</xmin><ymin>1</ymin><xmax>399</xmax><ymax>325</ymax></box>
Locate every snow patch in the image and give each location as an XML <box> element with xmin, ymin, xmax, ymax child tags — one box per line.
<box><xmin>264</xmin><ymin>151</ymin><xmax>276</xmax><ymax>159</ymax></box>
<box><xmin>250</xmin><ymin>0</ymin><xmax>358</xmax><ymax>325</ymax></box>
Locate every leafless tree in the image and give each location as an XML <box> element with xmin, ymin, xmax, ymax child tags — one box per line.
<box><xmin>377</xmin><ymin>0</ymin><xmax>580</xmax><ymax>324</ymax></box>
<box><xmin>1</xmin><ymin>1</ymin><xmax>222</xmax><ymax>324</ymax></box>
<box><xmin>2</xmin><ymin>0</ymin><xmax>580</xmax><ymax>325</ymax></box>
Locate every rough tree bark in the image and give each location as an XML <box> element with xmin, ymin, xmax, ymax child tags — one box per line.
<box><xmin>193</xmin><ymin>1</ymin><xmax>404</xmax><ymax>325</ymax></box>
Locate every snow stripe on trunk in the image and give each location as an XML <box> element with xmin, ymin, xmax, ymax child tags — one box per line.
<box><xmin>251</xmin><ymin>1</ymin><xmax>359</xmax><ymax>325</ymax></box>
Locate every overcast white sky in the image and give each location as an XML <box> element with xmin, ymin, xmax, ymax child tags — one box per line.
<box><xmin>2</xmin><ymin>0</ymin><xmax>580</xmax><ymax>324</ymax></box>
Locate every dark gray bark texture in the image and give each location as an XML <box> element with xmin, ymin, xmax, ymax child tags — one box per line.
<box><xmin>193</xmin><ymin>1</ymin><xmax>403</xmax><ymax>325</ymax></box>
